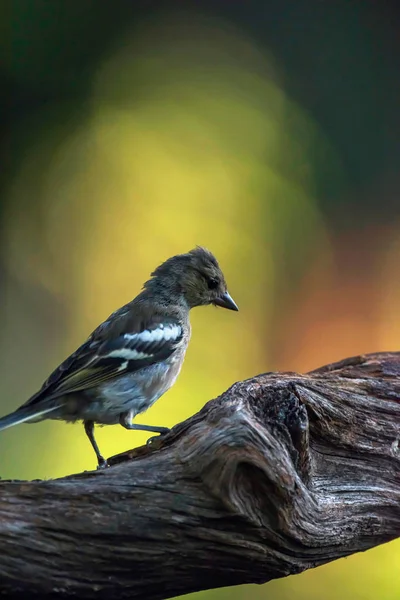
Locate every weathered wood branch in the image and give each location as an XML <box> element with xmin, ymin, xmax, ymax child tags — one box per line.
<box><xmin>0</xmin><ymin>352</ymin><xmax>399</xmax><ymax>599</ymax></box>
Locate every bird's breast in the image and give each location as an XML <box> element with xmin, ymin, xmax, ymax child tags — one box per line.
<box><xmin>92</xmin><ymin>345</ymin><xmax>187</xmax><ymax>423</ymax></box>
<box><xmin>141</xmin><ymin>351</ymin><xmax>184</xmax><ymax>402</ymax></box>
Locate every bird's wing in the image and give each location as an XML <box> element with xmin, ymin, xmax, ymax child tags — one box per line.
<box><xmin>23</xmin><ymin>311</ymin><xmax>183</xmax><ymax>405</ymax></box>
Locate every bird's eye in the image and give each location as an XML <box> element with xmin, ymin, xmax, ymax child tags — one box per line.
<box><xmin>207</xmin><ymin>277</ymin><xmax>219</xmax><ymax>290</ymax></box>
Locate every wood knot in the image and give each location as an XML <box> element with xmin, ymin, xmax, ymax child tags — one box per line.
<box><xmin>177</xmin><ymin>382</ymin><xmax>312</xmax><ymax>526</ymax></box>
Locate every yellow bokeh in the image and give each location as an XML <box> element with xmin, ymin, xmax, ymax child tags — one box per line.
<box><xmin>0</xmin><ymin>12</ymin><xmax>397</xmax><ymax>600</ymax></box>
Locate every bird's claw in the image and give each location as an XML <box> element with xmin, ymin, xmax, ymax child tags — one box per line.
<box><xmin>146</xmin><ymin>435</ymin><xmax>158</xmax><ymax>446</ymax></box>
<box><xmin>146</xmin><ymin>431</ymin><xmax>169</xmax><ymax>446</ymax></box>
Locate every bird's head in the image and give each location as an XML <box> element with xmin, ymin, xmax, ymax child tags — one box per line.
<box><xmin>147</xmin><ymin>246</ymin><xmax>238</xmax><ymax>311</ymax></box>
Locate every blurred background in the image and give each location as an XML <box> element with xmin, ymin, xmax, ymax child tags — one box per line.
<box><xmin>1</xmin><ymin>0</ymin><xmax>400</xmax><ymax>598</ymax></box>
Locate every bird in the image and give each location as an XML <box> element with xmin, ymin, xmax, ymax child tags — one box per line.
<box><xmin>0</xmin><ymin>246</ymin><xmax>238</xmax><ymax>468</ymax></box>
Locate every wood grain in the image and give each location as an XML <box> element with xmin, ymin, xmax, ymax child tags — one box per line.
<box><xmin>0</xmin><ymin>351</ymin><xmax>399</xmax><ymax>599</ymax></box>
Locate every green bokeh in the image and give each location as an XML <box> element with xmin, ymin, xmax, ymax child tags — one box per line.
<box><xmin>1</xmin><ymin>3</ymin><xmax>399</xmax><ymax>600</ymax></box>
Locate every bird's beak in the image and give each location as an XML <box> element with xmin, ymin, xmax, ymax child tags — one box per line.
<box><xmin>213</xmin><ymin>291</ymin><xmax>239</xmax><ymax>311</ymax></box>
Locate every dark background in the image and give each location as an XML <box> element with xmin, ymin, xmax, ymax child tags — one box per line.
<box><xmin>1</xmin><ymin>2</ymin><xmax>400</xmax><ymax>599</ymax></box>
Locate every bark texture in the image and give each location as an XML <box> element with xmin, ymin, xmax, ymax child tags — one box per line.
<box><xmin>0</xmin><ymin>351</ymin><xmax>399</xmax><ymax>599</ymax></box>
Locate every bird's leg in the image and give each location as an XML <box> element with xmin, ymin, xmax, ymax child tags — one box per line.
<box><xmin>119</xmin><ymin>412</ymin><xmax>170</xmax><ymax>445</ymax></box>
<box><xmin>84</xmin><ymin>420</ymin><xmax>108</xmax><ymax>469</ymax></box>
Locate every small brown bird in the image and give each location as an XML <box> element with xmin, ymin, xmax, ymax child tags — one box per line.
<box><xmin>0</xmin><ymin>247</ymin><xmax>238</xmax><ymax>468</ymax></box>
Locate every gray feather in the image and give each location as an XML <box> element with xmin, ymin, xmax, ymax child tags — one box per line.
<box><xmin>0</xmin><ymin>403</ymin><xmax>63</xmax><ymax>431</ymax></box>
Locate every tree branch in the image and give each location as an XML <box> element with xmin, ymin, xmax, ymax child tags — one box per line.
<box><xmin>0</xmin><ymin>352</ymin><xmax>399</xmax><ymax>599</ymax></box>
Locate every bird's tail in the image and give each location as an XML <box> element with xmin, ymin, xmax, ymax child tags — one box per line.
<box><xmin>0</xmin><ymin>403</ymin><xmax>61</xmax><ymax>432</ymax></box>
